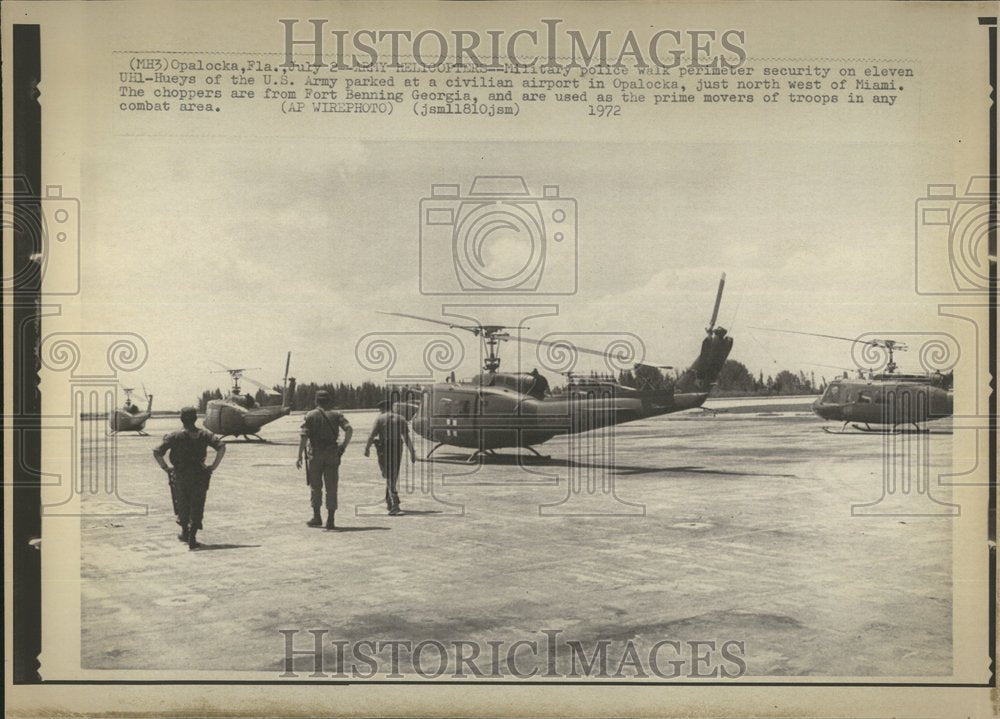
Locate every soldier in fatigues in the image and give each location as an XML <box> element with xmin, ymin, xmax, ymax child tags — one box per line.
<box><xmin>364</xmin><ymin>400</ymin><xmax>415</xmax><ymax>515</ymax></box>
<box><xmin>297</xmin><ymin>390</ymin><xmax>352</xmax><ymax>529</ymax></box>
<box><xmin>152</xmin><ymin>406</ymin><xmax>226</xmax><ymax>550</ymax></box>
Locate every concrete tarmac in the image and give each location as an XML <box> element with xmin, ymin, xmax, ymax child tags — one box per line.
<box><xmin>80</xmin><ymin>401</ymin><xmax>953</xmax><ymax>678</ymax></box>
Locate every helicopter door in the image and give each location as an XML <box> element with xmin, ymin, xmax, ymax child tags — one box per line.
<box><xmin>435</xmin><ymin>394</ymin><xmax>477</xmax><ymax>439</ymax></box>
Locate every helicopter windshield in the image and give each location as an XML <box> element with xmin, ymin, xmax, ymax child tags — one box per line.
<box><xmin>820</xmin><ymin>383</ymin><xmax>842</xmax><ymax>404</ymax></box>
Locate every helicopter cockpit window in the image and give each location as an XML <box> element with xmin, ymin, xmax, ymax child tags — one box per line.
<box><xmin>858</xmin><ymin>391</ymin><xmax>873</xmax><ymax>404</ymax></box>
<box><xmin>436</xmin><ymin>397</ymin><xmax>453</xmax><ymax>417</ymax></box>
<box><xmin>822</xmin><ymin>384</ymin><xmax>841</xmax><ymax>403</ymax></box>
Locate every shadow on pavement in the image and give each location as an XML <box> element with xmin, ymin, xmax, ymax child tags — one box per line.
<box><xmin>192</xmin><ymin>543</ymin><xmax>262</xmax><ymax>551</ymax></box>
<box><xmin>327</xmin><ymin>526</ymin><xmax>390</xmax><ymax>532</ymax></box>
<box><xmin>428</xmin><ymin>454</ymin><xmax>795</xmax><ymax>478</ymax></box>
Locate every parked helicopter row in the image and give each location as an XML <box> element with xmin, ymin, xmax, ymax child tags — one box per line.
<box><xmin>108</xmin><ymin>274</ymin><xmax>954</xmax><ymax>455</ymax></box>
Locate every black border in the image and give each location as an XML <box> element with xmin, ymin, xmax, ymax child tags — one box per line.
<box><xmin>7</xmin><ymin>15</ymin><xmax>998</xmax><ymax>690</ymax></box>
<box><xmin>10</xmin><ymin>22</ymin><xmax>43</xmax><ymax>685</ymax></box>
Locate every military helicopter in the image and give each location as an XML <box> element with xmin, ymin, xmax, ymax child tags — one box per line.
<box><xmin>380</xmin><ymin>274</ymin><xmax>734</xmax><ymax>461</ymax></box>
<box><xmin>752</xmin><ymin>328</ymin><xmax>953</xmax><ymax>433</ymax></box>
<box><xmin>107</xmin><ymin>385</ymin><xmax>154</xmax><ymax>436</ymax></box>
<box><xmin>203</xmin><ymin>352</ymin><xmax>296</xmax><ymax>441</ymax></box>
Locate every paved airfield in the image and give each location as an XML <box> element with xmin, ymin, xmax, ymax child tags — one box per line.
<box><xmin>80</xmin><ymin>399</ymin><xmax>953</xmax><ymax>678</ymax></box>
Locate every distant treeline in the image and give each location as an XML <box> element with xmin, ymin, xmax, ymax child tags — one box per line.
<box><xmin>195</xmin><ymin>360</ymin><xmax>823</xmax><ymax>412</ymax></box>
<box><xmin>618</xmin><ymin>360</ymin><xmax>825</xmax><ymax>396</ymax></box>
<box><xmin>197</xmin><ymin>381</ymin><xmax>400</xmax><ymax>412</ymax></box>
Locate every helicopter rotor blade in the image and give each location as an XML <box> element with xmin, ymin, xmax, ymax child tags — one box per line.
<box><xmin>708</xmin><ymin>272</ymin><xmax>727</xmax><ymax>331</ymax></box>
<box><xmin>516</xmin><ymin>335</ymin><xmax>672</xmax><ymax>369</ymax></box>
<box><xmin>749</xmin><ymin>327</ymin><xmax>887</xmax><ymax>348</ymax></box>
<box><xmin>377</xmin><ymin>311</ymin><xmax>460</xmax><ymax>330</ymax></box>
<box><xmin>377</xmin><ymin>311</ymin><xmax>520</xmax><ymax>335</ymax></box>
<box><xmin>243</xmin><ymin>375</ymin><xmax>280</xmax><ymax>394</ymax></box>
<box><xmin>799</xmin><ymin>361</ymin><xmax>860</xmax><ymax>373</ymax></box>
<box><xmin>209</xmin><ymin>359</ymin><xmax>260</xmax><ymax>375</ymax></box>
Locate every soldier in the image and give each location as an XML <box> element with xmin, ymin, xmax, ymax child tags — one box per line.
<box><xmin>528</xmin><ymin>368</ymin><xmax>550</xmax><ymax>400</ymax></box>
<box><xmin>152</xmin><ymin>406</ymin><xmax>226</xmax><ymax>550</ymax></box>
<box><xmin>364</xmin><ymin>399</ymin><xmax>416</xmax><ymax>515</ymax></box>
<box><xmin>297</xmin><ymin>389</ymin><xmax>352</xmax><ymax>529</ymax></box>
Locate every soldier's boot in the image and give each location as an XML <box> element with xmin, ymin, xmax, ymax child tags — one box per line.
<box><xmin>188</xmin><ymin>529</ymin><xmax>200</xmax><ymax>550</ymax></box>
<box><xmin>307</xmin><ymin>510</ymin><xmax>322</xmax><ymax>527</ymax></box>
<box><xmin>177</xmin><ymin>526</ymin><xmax>190</xmax><ymax>543</ymax></box>
<box><xmin>325</xmin><ymin>512</ymin><xmax>336</xmax><ymax>530</ymax></box>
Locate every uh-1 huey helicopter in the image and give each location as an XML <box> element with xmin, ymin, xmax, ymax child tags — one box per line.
<box><xmin>203</xmin><ymin>352</ymin><xmax>296</xmax><ymax>441</ymax></box>
<box><xmin>752</xmin><ymin>328</ymin><xmax>954</xmax><ymax>433</ymax></box>
<box><xmin>380</xmin><ymin>274</ymin><xmax>734</xmax><ymax>461</ymax></box>
<box><xmin>107</xmin><ymin>385</ymin><xmax>154</xmax><ymax>435</ymax></box>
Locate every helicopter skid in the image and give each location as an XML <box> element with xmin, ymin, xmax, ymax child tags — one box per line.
<box><xmin>822</xmin><ymin>422</ymin><xmax>933</xmax><ymax>435</ymax></box>
<box><xmin>457</xmin><ymin>446</ymin><xmax>551</xmax><ymax>463</ymax></box>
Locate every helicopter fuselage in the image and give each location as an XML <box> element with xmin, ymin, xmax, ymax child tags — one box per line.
<box><xmin>108</xmin><ymin>393</ymin><xmax>154</xmax><ymax>434</ymax></box>
<box><xmin>410</xmin><ymin>372</ymin><xmax>711</xmax><ymax>450</ymax></box>
<box><xmin>811</xmin><ymin>376</ymin><xmax>953</xmax><ymax>426</ymax></box>
<box><xmin>108</xmin><ymin>409</ymin><xmax>152</xmax><ymax>433</ymax></box>
<box><xmin>204</xmin><ymin>398</ymin><xmax>291</xmax><ymax>437</ymax></box>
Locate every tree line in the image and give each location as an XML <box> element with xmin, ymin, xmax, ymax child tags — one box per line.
<box><xmin>196</xmin><ymin>360</ymin><xmax>825</xmax><ymax>411</ymax></box>
<box><xmin>197</xmin><ymin>381</ymin><xmax>397</xmax><ymax>412</ymax></box>
<box><xmin>618</xmin><ymin>360</ymin><xmax>826</xmax><ymax>396</ymax></box>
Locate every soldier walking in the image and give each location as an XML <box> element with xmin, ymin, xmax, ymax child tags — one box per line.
<box><xmin>297</xmin><ymin>389</ymin><xmax>352</xmax><ymax>529</ymax></box>
<box><xmin>152</xmin><ymin>406</ymin><xmax>226</xmax><ymax>550</ymax></box>
<box><xmin>364</xmin><ymin>399</ymin><xmax>416</xmax><ymax>515</ymax></box>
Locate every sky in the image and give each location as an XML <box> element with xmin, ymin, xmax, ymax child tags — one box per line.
<box><xmin>39</xmin><ymin>1</ymin><xmax>986</xmax><ymax>410</ymax></box>
<box><xmin>72</xmin><ymin>136</ymin><xmax>970</xmax><ymax>409</ymax></box>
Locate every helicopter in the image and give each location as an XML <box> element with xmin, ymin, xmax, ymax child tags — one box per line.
<box><xmin>752</xmin><ymin>328</ymin><xmax>953</xmax><ymax>433</ymax></box>
<box><xmin>203</xmin><ymin>352</ymin><xmax>296</xmax><ymax>441</ymax></box>
<box><xmin>107</xmin><ymin>385</ymin><xmax>154</xmax><ymax>436</ymax></box>
<box><xmin>380</xmin><ymin>274</ymin><xmax>734</xmax><ymax>461</ymax></box>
